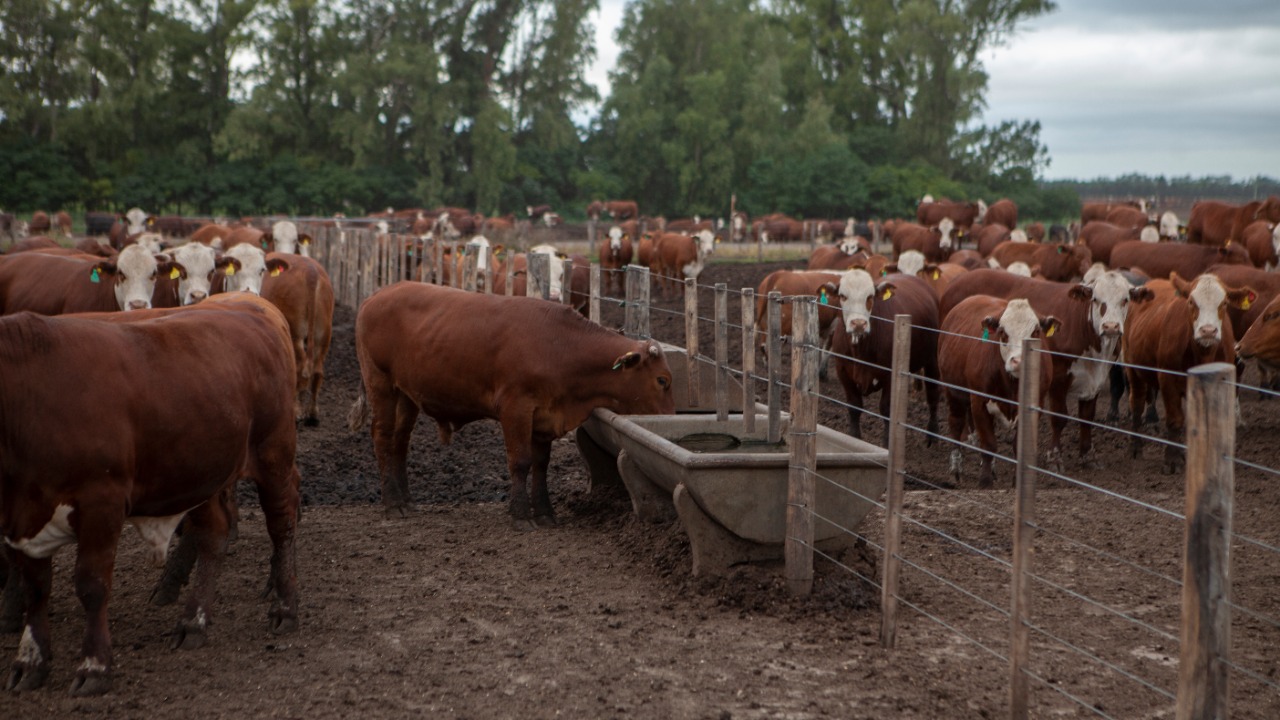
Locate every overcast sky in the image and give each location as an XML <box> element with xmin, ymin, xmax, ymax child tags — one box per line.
<box><xmin>586</xmin><ymin>1</ymin><xmax>1280</xmax><ymax>181</ymax></box>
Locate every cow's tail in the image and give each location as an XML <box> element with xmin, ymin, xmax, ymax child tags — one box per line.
<box><xmin>347</xmin><ymin>392</ymin><xmax>370</xmax><ymax>433</ymax></box>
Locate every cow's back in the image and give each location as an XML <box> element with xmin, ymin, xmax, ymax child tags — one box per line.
<box><xmin>0</xmin><ymin>252</ymin><xmax>117</xmax><ymax>316</ymax></box>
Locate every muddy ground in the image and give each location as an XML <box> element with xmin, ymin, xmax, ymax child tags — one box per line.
<box><xmin>6</xmin><ymin>259</ymin><xmax>1280</xmax><ymax>719</ymax></box>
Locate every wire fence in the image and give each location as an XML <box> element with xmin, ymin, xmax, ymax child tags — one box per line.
<box><xmin>304</xmin><ymin>230</ymin><xmax>1280</xmax><ymax>719</ymax></box>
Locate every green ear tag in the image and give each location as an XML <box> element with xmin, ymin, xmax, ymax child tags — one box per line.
<box><xmin>90</xmin><ymin>267</ymin><xmax>100</xmax><ymax>283</ymax></box>
<box><xmin>982</xmin><ymin>327</ymin><xmax>990</xmax><ymax>341</ymax></box>
<box><xmin>819</xmin><ymin>288</ymin><xmax>829</xmax><ymax>305</ymax></box>
<box><xmin>408</xmin><ymin>249</ymin><xmax>414</xmax><ymax>257</ymax></box>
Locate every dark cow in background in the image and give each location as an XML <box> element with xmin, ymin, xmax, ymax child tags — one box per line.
<box><xmin>527</xmin><ymin>205</ymin><xmax>553</xmax><ymax>221</ymax></box>
<box><xmin>808</xmin><ymin>238</ymin><xmax>872</xmax><ymax>270</ymax></box>
<box><xmin>1187</xmin><ymin>199</ymin><xmax>1263</xmax><ymax>246</ymax></box>
<box><xmin>1104</xmin><ymin>205</ymin><xmax>1149</xmax><ymax>229</ymax></box>
<box><xmin>973</xmin><ymin>223</ymin><xmax>1013</xmax><ymax>256</ymax></box>
<box><xmin>351</xmin><ymin>283</ymin><xmax>675</xmax><ymax>523</ymax></box>
<box><xmin>1110</xmin><ymin>240</ymin><xmax>1249</xmax><ymax>280</ymax></box>
<box><xmin>1082</xmin><ymin>199</ymin><xmax>1144</xmax><ymax>225</ymax></box>
<box><xmin>938</xmin><ymin>296</ymin><xmax>1059</xmax><ymax>488</ymax></box>
<box><xmin>0</xmin><ymin>293</ymin><xmax>301</xmax><ymax>695</ymax></box>
<box><xmin>1124</xmin><ymin>273</ymin><xmax>1254</xmax><ymax>473</ymax></box>
<box><xmin>1024</xmin><ymin>222</ymin><xmax>1046</xmax><ymax>242</ymax></box>
<box><xmin>28</xmin><ymin>211</ymin><xmax>51</xmax><ymax>234</ymax></box>
<box><xmin>84</xmin><ymin>212</ymin><xmax>118</xmax><ymax>236</ymax></box>
<box><xmin>983</xmin><ymin>199</ymin><xmax>1018</xmax><ymax>230</ymax></box>
<box><xmin>825</xmin><ymin>270</ymin><xmax>940</xmax><ymax>442</ymax></box>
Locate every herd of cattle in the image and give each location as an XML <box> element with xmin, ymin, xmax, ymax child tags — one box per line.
<box><xmin>2</xmin><ymin>190</ymin><xmax>1280</xmax><ymax>697</ymax></box>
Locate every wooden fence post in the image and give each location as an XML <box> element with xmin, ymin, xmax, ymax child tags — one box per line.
<box><xmin>624</xmin><ymin>265</ymin><xmax>651</xmax><ymax>339</ymax></box>
<box><xmin>715</xmin><ymin>283</ymin><xmax>728</xmax><ymax>421</ymax></box>
<box><xmin>742</xmin><ymin>288</ymin><xmax>757</xmax><ymax>431</ymax></box>
<box><xmin>562</xmin><ymin>257</ymin><xmax>575</xmax><ymax>307</ymax></box>
<box><xmin>767</xmin><ymin>290</ymin><xmax>783</xmax><ymax>444</ymax></box>
<box><xmin>785</xmin><ymin>297</ymin><xmax>819</xmax><ymax>596</ymax></box>
<box><xmin>880</xmin><ymin>314</ymin><xmax>912</xmax><ymax>648</ymax></box>
<box><xmin>685</xmin><ymin>277</ymin><xmax>700</xmax><ymax>409</ymax></box>
<box><xmin>1177</xmin><ymin>362</ymin><xmax>1236</xmax><ymax>720</ymax></box>
<box><xmin>527</xmin><ymin>251</ymin><xmax>551</xmax><ymax>300</ymax></box>
<box><xmin>484</xmin><ymin>246</ymin><xmax>493</xmax><ymax>294</ymax></box>
<box><xmin>590</xmin><ymin>265</ymin><xmax>601</xmax><ymax>324</ymax></box>
<box><xmin>1009</xmin><ymin>337</ymin><xmax>1043</xmax><ymax>720</ymax></box>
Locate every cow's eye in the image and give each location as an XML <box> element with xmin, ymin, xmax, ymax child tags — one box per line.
<box><xmin>658</xmin><ymin>376</ymin><xmax>670</xmax><ymax>389</ymax></box>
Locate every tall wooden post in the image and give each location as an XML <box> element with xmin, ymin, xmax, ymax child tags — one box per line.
<box><xmin>1177</xmin><ymin>362</ymin><xmax>1235</xmax><ymax>720</ymax></box>
<box><xmin>714</xmin><ymin>283</ymin><xmax>729</xmax><ymax>421</ymax></box>
<box><xmin>685</xmin><ymin>277</ymin><xmax>700</xmax><ymax>409</ymax></box>
<box><xmin>1010</xmin><ymin>337</ymin><xmax>1043</xmax><ymax>719</ymax></box>
<box><xmin>527</xmin><ymin>251</ymin><xmax>551</xmax><ymax>300</ymax></box>
<box><xmin>589</xmin><ymin>265</ymin><xmax>601</xmax><ymax>324</ymax></box>
<box><xmin>742</xmin><ymin>288</ymin><xmax>757</xmax><ymax>432</ymax></box>
<box><xmin>624</xmin><ymin>265</ymin><xmax>651</xmax><ymax>339</ymax></box>
<box><xmin>880</xmin><ymin>315</ymin><xmax>913</xmax><ymax>648</ymax></box>
<box><xmin>562</xmin><ymin>257</ymin><xmax>576</xmax><ymax>307</ymax></box>
<box><xmin>785</xmin><ymin>297</ymin><xmax>819</xmax><ymax>596</ymax></box>
<box><xmin>767</xmin><ymin>290</ymin><xmax>783</xmax><ymax>444</ymax></box>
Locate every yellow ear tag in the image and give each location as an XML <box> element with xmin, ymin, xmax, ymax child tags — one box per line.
<box><xmin>881</xmin><ymin>288</ymin><xmax>893</xmax><ymax>301</ymax></box>
<box><xmin>226</xmin><ymin>265</ymin><xmax>236</xmax><ymax>277</ymax></box>
<box><xmin>169</xmin><ymin>267</ymin><xmax>180</xmax><ymax>280</ymax></box>
<box><xmin>932</xmin><ymin>269</ymin><xmax>940</xmax><ymax>280</ymax></box>
<box><xmin>270</xmin><ymin>267</ymin><xmax>282</xmax><ymax>277</ymax></box>
<box><xmin>1242</xmin><ymin>295</ymin><xmax>1253</xmax><ymax>310</ymax></box>
<box><xmin>1046</xmin><ymin>324</ymin><xmax>1056</xmax><ymax>338</ymax></box>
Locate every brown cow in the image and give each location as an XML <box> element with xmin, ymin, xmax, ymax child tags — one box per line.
<box><xmin>826</xmin><ymin>271</ymin><xmax>939</xmax><ymax>441</ymax></box>
<box><xmin>759</xmin><ymin>216</ymin><xmax>804</xmax><ymax>243</ymax></box>
<box><xmin>948</xmin><ymin>249</ymin><xmax>986</xmax><ymax>270</ymax></box>
<box><xmin>938</xmin><ymin>296</ymin><xmax>1059</xmax><ymax>487</ymax></box>
<box><xmin>1241</xmin><ymin>220</ymin><xmax>1280</xmax><ymax>269</ymax></box>
<box><xmin>983</xmin><ymin>199</ymin><xmax>1018</xmax><ymax>230</ymax></box>
<box><xmin>527</xmin><ymin>204</ymin><xmax>553</xmax><ymax>221</ymax></box>
<box><xmin>1204</xmin><ymin>265</ymin><xmax>1280</xmax><ymax>384</ymax></box>
<box><xmin>0</xmin><ymin>293</ymin><xmax>300</xmax><ymax>695</ymax></box>
<box><xmin>7</xmin><ymin>236</ymin><xmax>62</xmax><ymax>253</ymax></box>
<box><xmin>223</xmin><ymin>225</ymin><xmax>274</xmax><ymax>252</ymax></box>
<box><xmin>808</xmin><ymin>238</ymin><xmax>873</xmax><ymax>270</ymax></box>
<box><xmin>1124</xmin><ymin>273</ymin><xmax>1253</xmax><ymax>472</ymax></box>
<box><xmin>1236</xmin><ymin>293</ymin><xmax>1280</xmax><ymax>387</ymax></box>
<box><xmin>260</xmin><ymin>253</ymin><xmax>335</xmax><ymax>425</ymax></box>
<box><xmin>917</xmin><ymin>199</ymin><xmax>984</xmax><ymax>234</ymax></box>
<box><xmin>653</xmin><ymin>230</ymin><xmax>715</xmax><ymax>297</ymax></box>
<box><xmin>1185</xmin><ymin>199</ymin><xmax>1280</xmax><ymax>246</ymax></box>
<box><xmin>27</xmin><ymin>211</ymin><xmax>51</xmax><ymax>234</ymax></box>
<box><xmin>598</xmin><ymin>225</ymin><xmax>635</xmax><ymax>295</ymax></box>
<box><xmin>1024</xmin><ymin>222</ymin><xmax>1046</xmax><ymax>242</ymax></box>
<box><xmin>190</xmin><ymin>223</ymin><xmax>236</xmax><ymax>247</ymax></box>
<box><xmin>913</xmin><ymin>261</ymin><xmax>967</xmax><ymax>298</ymax></box>
<box><xmin>1104</xmin><ymin>205</ymin><xmax>1149</xmax><ymax>229</ymax></box>
<box><xmin>1110</xmin><ymin>240</ymin><xmax>1249</xmax><ymax>279</ymax></box>
<box><xmin>1082</xmin><ymin>199</ymin><xmax>1143</xmax><ymax>225</ymax></box>
<box><xmin>988</xmin><ymin>242</ymin><xmax>1092</xmax><ymax>282</ymax></box>
<box><xmin>0</xmin><ymin>244</ymin><xmax>182</xmax><ymax>314</ymax></box>
<box><xmin>84</xmin><ymin>211</ymin><xmax>117</xmax><ymax>237</ymax></box>
<box><xmin>350</xmin><ymin>282</ymin><xmax>675</xmax><ymax>522</ymax></box>
<box><xmin>53</xmin><ymin>211</ymin><xmax>72</xmax><ymax>236</ymax></box>
<box><xmin>891</xmin><ymin>219</ymin><xmax>957</xmax><ymax>263</ymax></box>
<box><xmin>1078</xmin><ymin>220</ymin><xmax>1159</xmax><ymax>265</ymax></box>
<box><xmin>973</xmin><ymin>223</ymin><xmax>1013</xmax><ymax>257</ymax></box>
<box><xmin>941</xmin><ymin>269</ymin><xmax>1152</xmax><ymax>467</ymax></box>
<box><xmin>605</xmin><ymin>200</ymin><xmax>639</xmax><ymax>220</ymax></box>
<box><xmin>752</xmin><ymin>269</ymin><xmax>847</xmax><ymax>363</ymax></box>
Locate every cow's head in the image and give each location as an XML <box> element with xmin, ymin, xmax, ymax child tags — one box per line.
<box><xmin>223</xmin><ymin>244</ymin><xmax>288</xmax><ymax>295</ymax></box>
<box><xmin>695</xmin><ymin>229</ymin><xmax>715</xmax><ymax>259</ymax></box>
<box><xmin>1010</xmin><ymin>228</ymin><xmax>1028</xmax><ymax>243</ymax></box>
<box><xmin>1237</xmin><ymin>295</ymin><xmax>1280</xmax><ymax>366</ymax></box>
<box><xmin>1269</xmin><ymin>224</ymin><xmax>1280</xmax><ymax>267</ymax></box>
<box><xmin>271</xmin><ymin>220</ymin><xmax>300</xmax><ymax>254</ymax></box>
<box><xmin>1159</xmin><ymin>211</ymin><xmax>1180</xmax><ymax>240</ymax></box>
<box><xmin>831</xmin><ymin>269</ymin><xmax>892</xmax><ymax>343</ymax></box>
<box><xmin>530</xmin><ymin>245</ymin><xmax>566</xmax><ymax>300</ymax></box>
<box><xmin>895</xmin><ymin>250</ymin><xmax>926</xmax><ymax>278</ymax></box>
<box><xmin>93</xmin><ymin>244</ymin><xmax>183</xmax><ymax>311</ymax></box>
<box><xmin>1074</xmin><ymin>270</ymin><xmax>1154</xmax><ymax>348</ymax></box>
<box><xmin>1139</xmin><ymin>226</ymin><xmax>1159</xmax><ymax>243</ymax></box>
<box><xmin>981</xmin><ymin>299</ymin><xmax>1059</xmax><ymax>377</ymax></box>
<box><xmin>1007</xmin><ymin>261</ymin><xmax>1033</xmax><ymax>277</ymax></box>
<box><xmin>611</xmin><ymin>342</ymin><xmax>675</xmax><ymax>414</ymax></box>
<box><xmin>936</xmin><ymin>217</ymin><xmax>956</xmax><ymax>251</ymax></box>
<box><xmin>1172</xmin><ymin>273</ymin><xmax>1256</xmax><ymax>348</ymax></box>
<box><xmin>170</xmin><ymin>242</ymin><xmax>223</xmax><ymax>305</ymax></box>
<box><xmin>467</xmin><ymin>235</ymin><xmax>492</xmax><ymax>271</ymax></box>
<box><xmin>608</xmin><ymin>225</ymin><xmax>624</xmax><ymax>251</ymax></box>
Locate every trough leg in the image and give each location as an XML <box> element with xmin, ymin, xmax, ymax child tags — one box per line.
<box><xmin>575</xmin><ymin>426</ymin><xmax>624</xmax><ymax>493</ymax></box>
<box><xmin>673</xmin><ymin>484</ymin><xmax>778</xmax><ymax>577</ymax></box>
<box><xmin>617</xmin><ymin>450</ymin><xmax>677</xmax><ymax>523</ymax></box>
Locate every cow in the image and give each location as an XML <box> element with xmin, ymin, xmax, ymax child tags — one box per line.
<box><xmin>154</xmin><ymin>242</ymin><xmax>239</xmax><ymax>307</ymax></box>
<box><xmin>1104</xmin><ymin>205</ymin><xmax>1149</xmax><ymax>229</ymax></box>
<box><xmin>825</xmin><ymin>270</ymin><xmax>939</xmax><ymax>442</ymax></box>
<box><xmin>987</xmin><ymin>242</ymin><xmax>1092</xmax><ymax>283</ymax></box>
<box><xmin>917</xmin><ymin>199</ymin><xmax>984</xmax><ymax>235</ymax></box>
<box><xmin>27</xmin><ymin>211</ymin><xmax>51</xmax><ymax>234</ymax></box>
<box><xmin>272</xmin><ymin>220</ymin><xmax>312</xmax><ymax>257</ymax></box>
<box><xmin>751</xmin><ymin>269</ymin><xmax>847</xmax><ymax>366</ymax></box>
<box><xmin>1241</xmin><ymin>220</ymin><xmax>1280</xmax><ymax>270</ymax></box>
<box><xmin>1159</xmin><ymin>211</ymin><xmax>1182</xmax><ymax>241</ymax></box>
<box><xmin>973</xmin><ymin>223</ymin><xmax>1013</xmax><ymax>256</ymax></box>
<box><xmin>223</xmin><ymin>225</ymin><xmax>274</xmax><ymax>252</ymax></box>
<box><xmin>1124</xmin><ymin>273</ymin><xmax>1254</xmax><ymax>472</ymax></box>
<box><xmin>913</xmin><ymin>261</ymin><xmax>968</xmax><ymax>298</ymax></box>
<box><xmin>983</xmin><ymin>199</ymin><xmax>1018</xmax><ymax>230</ymax></box>
<box><xmin>1082</xmin><ymin>199</ymin><xmax>1144</xmax><ymax>225</ymax></box>
<box><xmin>73</xmin><ymin>237</ymin><xmax>117</xmax><ymax>258</ymax></box>
<box><xmin>1</xmin><ymin>212</ymin><xmax>28</xmax><ymax>245</ymax></box>
<box><xmin>809</xmin><ymin>238</ymin><xmax>873</xmax><ymax>270</ymax></box>
<box><xmin>0</xmin><ymin>293</ymin><xmax>301</xmax><ymax>695</ymax></box>
<box><xmin>759</xmin><ymin>216</ymin><xmax>804</xmax><ymax>243</ymax></box>
<box><xmin>885</xmin><ymin>250</ymin><xmax>927</xmax><ymax>278</ymax></box>
<box><xmin>527</xmin><ymin>205</ymin><xmax>553</xmax><ymax>221</ymax></box>
<box><xmin>1206</xmin><ymin>264</ymin><xmax>1280</xmax><ymax>387</ymax></box>
<box><xmin>151</xmin><ymin>215</ymin><xmax>202</xmax><ymax>238</ymax></box>
<box><xmin>1187</xmin><ymin>200</ymin><xmax>1255</xmax><ymax>246</ymax></box>
<box><xmin>1110</xmin><ymin>240</ymin><xmax>1249</xmax><ymax>280</ymax></box>
<box><xmin>492</xmin><ymin>245</ymin><xmax>568</xmax><ymax>300</ymax></box>
<box><xmin>0</xmin><ymin>244</ymin><xmax>182</xmax><ymax>315</ymax></box>
<box><xmin>1236</xmin><ymin>293</ymin><xmax>1280</xmax><ymax>388</ymax></box>
<box><xmin>261</xmin><ymin>253</ymin><xmax>334</xmax><ymax>425</ymax></box>
<box><xmin>123</xmin><ymin>208</ymin><xmax>148</xmax><ymax>235</ymax></box>
<box><xmin>1078</xmin><ymin>221</ymin><xmax>1159</xmax><ymax>265</ymax></box>
<box><xmin>1024</xmin><ymin>222</ymin><xmax>1046</xmax><ymax>242</ymax></box>
<box><xmin>605</xmin><ymin>200</ymin><xmax>639</xmax><ymax>221</ymax></box>
<box><xmin>586</xmin><ymin>201</ymin><xmax>604</xmax><ymax>221</ymax></box>
<box><xmin>938</xmin><ymin>296</ymin><xmax>1059</xmax><ymax>487</ymax></box>
<box><xmin>349</xmin><ymin>282</ymin><xmax>675</xmax><ymax>522</ymax></box>
<box><xmin>1006</xmin><ymin>262</ymin><xmax>1033</xmax><ymax>277</ymax></box>
<box><xmin>654</xmin><ymin>230</ymin><xmax>715</xmax><ymax>297</ymax></box>
<box><xmin>941</xmin><ymin>269</ymin><xmax>1152</xmax><ymax>467</ymax></box>
<box><xmin>219</xmin><ymin>244</ymin><xmax>291</xmax><ymax>297</ymax></box>
<box><xmin>52</xmin><ymin>211</ymin><xmax>73</xmax><ymax>237</ymax></box>
<box><xmin>729</xmin><ymin>211</ymin><xmax>749</xmax><ymax>242</ymax></box>
<box><xmin>948</xmin><ymin>249</ymin><xmax>986</xmax><ymax>270</ymax></box>
<box><xmin>891</xmin><ymin>218</ymin><xmax>956</xmax><ymax>263</ymax></box>
<box><xmin>84</xmin><ymin>212</ymin><xmax>117</xmax><ymax>237</ymax></box>
<box><xmin>190</xmin><ymin>223</ymin><xmax>236</xmax><ymax>248</ymax></box>
<box><xmin>598</xmin><ymin>225</ymin><xmax>634</xmax><ymax>295</ymax></box>
<box><xmin>7</xmin><ymin>236</ymin><xmax>62</xmax><ymax>253</ymax></box>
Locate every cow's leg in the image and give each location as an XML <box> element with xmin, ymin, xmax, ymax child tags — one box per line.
<box><xmin>304</xmin><ymin>358</ymin><xmax>324</xmax><ymax>427</ymax></box>
<box><xmin>169</xmin><ymin>499</ymin><xmax>227</xmax><ymax>651</ymax></box>
<box><xmin>970</xmin><ymin>396</ymin><xmax>1000</xmax><ymax>489</ymax></box>
<box><xmin>369</xmin><ymin>381</ymin><xmax>418</xmax><ymax>516</ymax></box>
<box><xmin>292</xmin><ymin>336</ymin><xmax>309</xmax><ymax>422</ymax></box>
<box><xmin>1127</xmin><ymin>370</ymin><xmax>1147</xmax><ymax>459</ymax></box>
<box><xmin>0</xmin><ymin>547</ymin><xmax>23</xmax><ymax>633</ymax></box>
<box><xmin>5</xmin><ymin>554</ymin><xmax>53</xmax><ymax>692</ymax></box>
<box><xmin>150</xmin><ymin>519</ymin><xmax>199</xmax><ymax>606</ymax></box>
<box><xmin>530</xmin><ymin>437</ymin><xmax>557</xmax><ymax>527</ymax></box>
<box><xmin>1044</xmin><ymin>386</ymin><xmax>1067</xmax><ymax>472</ymax></box>
<box><xmin>1077</xmin><ymin>395</ymin><xmax>1100</xmax><ymax>468</ymax></box>
<box><xmin>501</xmin><ymin>412</ymin><xmax>537</xmax><ymax>529</ymax></box>
<box><xmin>945</xmin><ymin>390</ymin><xmax>970</xmax><ymax>484</ymax></box>
<box><xmin>69</xmin><ymin>512</ymin><xmax>125</xmax><ymax>697</ymax></box>
<box><xmin>1107</xmin><ymin>364</ymin><xmax>1127</xmax><ymax>422</ymax></box>
<box><xmin>923</xmin><ymin>367</ymin><xmax>940</xmax><ymax>447</ymax></box>
<box><xmin>1159</xmin><ymin>375</ymin><xmax>1186</xmax><ymax>475</ymax></box>
<box><xmin>846</xmin><ymin>386</ymin><xmax>865</xmax><ymax>440</ymax></box>
<box><xmin>245</xmin><ymin>419</ymin><xmax>302</xmax><ymax>636</ymax></box>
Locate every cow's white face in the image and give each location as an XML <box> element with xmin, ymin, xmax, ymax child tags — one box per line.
<box><xmin>897</xmin><ymin>250</ymin><xmax>925</xmax><ymax>278</ymax></box>
<box><xmin>1086</xmin><ymin>271</ymin><xmax>1139</xmax><ymax>342</ymax></box>
<box><xmin>114</xmin><ymin>245</ymin><xmax>165</xmax><ymax>311</ymax></box>
<box><xmin>937</xmin><ymin>217</ymin><xmax>956</xmax><ymax>250</ymax></box>
<box><xmin>171</xmin><ymin>242</ymin><xmax>218</xmax><ymax>305</ymax></box>
<box><xmin>838</xmin><ymin>237</ymin><xmax>862</xmax><ymax>254</ymax></box>
<box><xmin>1271</xmin><ymin>224</ymin><xmax>1280</xmax><ymax>262</ymax></box>
<box><xmin>1007</xmin><ymin>262</ymin><xmax>1032</xmax><ymax>277</ymax></box>
<box><xmin>608</xmin><ymin>226</ymin><xmax>623</xmax><ymax>250</ymax></box>
<box><xmin>837</xmin><ymin>269</ymin><xmax>878</xmax><ymax>342</ymax></box>
<box><xmin>468</xmin><ymin>236</ymin><xmax>491</xmax><ymax>270</ymax></box>
<box><xmin>977</xmin><ymin>199</ymin><xmax>988</xmax><ymax>222</ymax></box>
<box><xmin>733</xmin><ymin>215</ymin><xmax>744</xmax><ymax>232</ymax></box>
<box><xmin>125</xmin><ymin>207</ymin><xmax>147</xmax><ymax>234</ymax></box>
<box><xmin>530</xmin><ymin>245</ymin><xmax>565</xmax><ymax>300</ymax></box>
<box><xmin>133</xmin><ymin>232</ymin><xmax>164</xmax><ymax>254</ymax></box>
<box><xmin>1139</xmin><ymin>226</ymin><xmax>1159</xmax><ymax>243</ymax></box>
<box><xmin>1160</xmin><ymin>211</ymin><xmax>1179</xmax><ymax>239</ymax></box>
<box><xmin>695</xmin><ymin>229</ymin><xmax>715</xmax><ymax>259</ymax></box>
<box><xmin>1082</xmin><ymin>262</ymin><xmax>1107</xmax><ymax>286</ymax></box>
<box><xmin>993</xmin><ymin>299</ymin><xmax>1044</xmax><ymax>377</ymax></box>
<box><xmin>1188</xmin><ymin>276</ymin><xmax>1228</xmax><ymax>347</ymax></box>
<box><xmin>272</xmin><ymin>220</ymin><xmax>299</xmax><ymax>254</ymax></box>
<box><xmin>224</xmin><ymin>245</ymin><xmax>270</xmax><ymax>295</ymax></box>
<box><xmin>1010</xmin><ymin>229</ymin><xmax>1028</xmax><ymax>243</ymax></box>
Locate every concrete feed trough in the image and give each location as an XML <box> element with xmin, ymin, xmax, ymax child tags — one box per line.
<box><xmin>580</xmin><ymin>409</ymin><xmax>887</xmax><ymax>576</ymax></box>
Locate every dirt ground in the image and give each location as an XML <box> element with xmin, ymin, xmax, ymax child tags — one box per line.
<box><xmin>5</xmin><ymin>258</ymin><xmax>1280</xmax><ymax>719</ymax></box>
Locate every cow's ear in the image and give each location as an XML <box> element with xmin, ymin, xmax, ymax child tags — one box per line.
<box><xmin>883</xmin><ymin>264</ymin><xmax>899</xmax><ymax>275</ymax></box>
<box><xmin>1041</xmin><ymin>316</ymin><xmax>1061</xmax><ymax>339</ymax></box>
<box><xmin>266</xmin><ymin>258</ymin><xmax>290</xmax><ymax>277</ymax></box>
<box><xmin>1068</xmin><ymin>284</ymin><xmax>1093</xmax><ymax>301</ymax></box>
<box><xmin>981</xmin><ymin>316</ymin><xmax>1000</xmax><ymax>336</ymax></box>
<box><xmin>1170</xmin><ymin>272</ymin><xmax>1193</xmax><ymax>297</ymax></box>
<box><xmin>299</xmin><ymin>233</ymin><xmax>312</xmax><ymax>246</ymax></box>
<box><xmin>612</xmin><ymin>351</ymin><xmax>642</xmax><ymax>371</ymax></box>
<box><xmin>158</xmin><ymin>260</ymin><xmax>187</xmax><ymax>280</ymax></box>
<box><xmin>1056</xmin><ymin>245</ymin><xmax>1068</xmax><ymax>255</ymax></box>
<box><xmin>1228</xmin><ymin>287</ymin><xmax>1259</xmax><ymax>310</ymax></box>
<box><xmin>817</xmin><ymin>282</ymin><xmax>838</xmax><ymax>305</ymax></box>
<box><xmin>1130</xmin><ymin>286</ymin><xmax>1155</xmax><ymax>303</ymax></box>
<box><xmin>921</xmin><ymin>264</ymin><xmax>941</xmax><ymax>280</ymax></box>
<box><xmin>90</xmin><ymin>261</ymin><xmax>118</xmax><ymax>283</ymax></box>
<box><xmin>876</xmin><ymin>282</ymin><xmax>896</xmax><ymax>301</ymax></box>
<box><xmin>217</xmin><ymin>256</ymin><xmax>242</xmax><ymax>275</ymax></box>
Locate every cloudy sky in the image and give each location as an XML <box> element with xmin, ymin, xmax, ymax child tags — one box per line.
<box><xmin>586</xmin><ymin>1</ymin><xmax>1280</xmax><ymax>181</ymax></box>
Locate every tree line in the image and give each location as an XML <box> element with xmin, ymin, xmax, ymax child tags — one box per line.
<box><xmin>1</xmin><ymin>0</ymin><xmax>1121</xmax><ymax>223</ymax></box>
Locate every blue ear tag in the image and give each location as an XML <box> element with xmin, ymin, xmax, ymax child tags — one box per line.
<box><xmin>982</xmin><ymin>327</ymin><xmax>990</xmax><ymax>341</ymax></box>
<box><xmin>819</xmin><ymin>288</ymin><xmax>829</xmax><ymax>305</ymax></box>
<box><xmin>90</xmin><ymin>267</ymin><xmax>100</xmax><ymax>283</ymax></box>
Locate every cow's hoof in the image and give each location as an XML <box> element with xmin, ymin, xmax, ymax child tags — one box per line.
<box><xmin>511</xmin><ymin>518</ymin><xmax>536</xmax><ymax>532</ymax></box>
<box><xmin>170</xmin><ymin>619</ymin><xmax>208</xmax><ymax>650</ymax></box>
<box><xmin>1079</xmin><ymin>456</ymin><xmax>1102</xmax><ymax>471</ymax></box>
<box><xmin>149</xmin><ymin>580</ymin><xmax>182</xmax><ymax>607</ymax></box>
<box><xmin>7</xmin><ymin>660</ymin><xmax>50</xmax><ymax>692</ymax></box>
<box><xmin>269</xmin><ymin>607</ymin><xmax>298</xmax><ymax>636</ymax></box>
<box><xmin>383</xmin><ymin>503</ymin><xmax>416</xmax><ymax>519</ymax></box>
<box><xmin>303</xmin><ymin>416</ymin><xmax>320</xmax><ymax>428</ymax></box>
<box><xmin>533</xmin><ymin>514</ymin><xmax>558</xmax><ymax>528</ymax></box>
<box><xmin>69</xmin><ymin>669</ymin><xmax>112</xmax><ymax>697</ymax></box>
